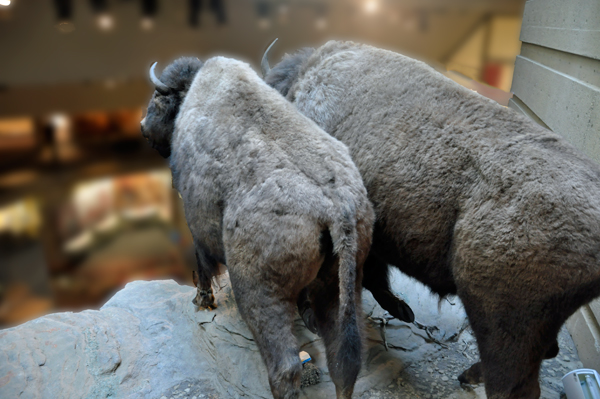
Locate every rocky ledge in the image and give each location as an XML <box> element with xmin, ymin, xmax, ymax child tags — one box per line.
<box><xmin>0</xmin><ymin>271</ymin><xmax>582</xmax><ymax>398</ymax></box>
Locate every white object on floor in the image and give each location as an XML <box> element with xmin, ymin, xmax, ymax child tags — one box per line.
<box><xmin>563</xmin><ymin>369</ymin><xmax>600</xmax><ymax>399</ymax></box>
<box><xmin>299</xmin><ymin>351</ymin><xmax>311</xmax><ymax>364</ymax></box>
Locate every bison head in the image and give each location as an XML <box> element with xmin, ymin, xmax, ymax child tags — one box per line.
<box><xmin>141</xmin><ymin>57</ymin><xmax>204</xmax><ymax>158</ymax></box>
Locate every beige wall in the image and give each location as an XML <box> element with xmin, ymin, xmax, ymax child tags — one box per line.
<box><xmin>446</xmin><ymin>15</ymin><xmax>522</xmax><ymax>92</ymax></box>
<box><xmin>509</xmin><ymin>0</ymin><xmax>600</xmax><ymax>372</ymax></box>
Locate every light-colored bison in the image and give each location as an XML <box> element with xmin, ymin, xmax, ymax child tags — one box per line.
<box><xmin>263</xmin><ymin>40</ymin><xmax>600</xmax><ymax>399</ymax></box>
<box><xmin>141</xmin><ymin>56</ymin><xmax>374</xmax><ymax>399</ymax></box>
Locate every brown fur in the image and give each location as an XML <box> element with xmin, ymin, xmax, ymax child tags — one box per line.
<box><xmin>265</xmin><ymin>40</ymin><xmax>600</xmax><ymax>399</ymax></box>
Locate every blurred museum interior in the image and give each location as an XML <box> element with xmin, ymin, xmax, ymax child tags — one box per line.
<box><xmin>0</xmin><ymin>0</ymin><xmax>526</xmax><ymax>326</ymax></box>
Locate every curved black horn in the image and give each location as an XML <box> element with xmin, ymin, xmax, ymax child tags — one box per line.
<box><xmin>261</xmin><ymin>38</ymin><xmax>278</xmax><ymax>78</ymax></box>
<box><xmin>149</xmin><ymin>62</ymin><xmax>172</xmax><ymax>95</ymax></box>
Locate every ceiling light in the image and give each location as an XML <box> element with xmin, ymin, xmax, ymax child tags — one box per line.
<box><xmin>364</xmin><ymin>0</ymin><xmax>379</xmax><ymax>14</ymax></box>
<box><xmin>50</xmin><ymin>114</ymin><xmax>70</xmax><ymax>131</ymax></box>
<box><xmin>315</xmin><ymin>17</ymin><xmax>327</xmax><ymax>30</ymax></box>
<box><xmin>140</xmin><ymin>17</ymin><xmax>154</xmax><ymax>30</ymax></box>
<box><xmin>0</xmin><ymin>0</ymin><xmax>11</xmax><ymax>7</ymax></box>
<box><xmin>314</xmin><ymin>4</ymin><xmax>328</xmax><ymax>31</ymax></box>
<box><xmin>258</xmin><ymin>18</ymin><xmax>271</xmax><ymax>30</ymax></box>
<box><xmin>97</xmin><ymin>13</ymin><xmax>114</xmax><ymax>30</ymax></box>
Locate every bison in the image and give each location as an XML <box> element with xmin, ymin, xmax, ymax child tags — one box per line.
<box><xmin>263</xmin><ymin>40</ymin><xmax>600</xmax><ymax>399</ymax></box>
<box><xmin>140</xmin><ymin>55</ymin><xmax>375</xmax><ymax>399</ymax></box>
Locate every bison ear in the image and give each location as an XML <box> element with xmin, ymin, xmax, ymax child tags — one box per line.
<box><xmin>264</xmin><ymin>47</ymin><xmax>315</xmax><ymax>97</ymax></box>
<box><xmin>192</xmin><ymin>270</ymin><xmax>199</xmax><ymax>287</ymax></box>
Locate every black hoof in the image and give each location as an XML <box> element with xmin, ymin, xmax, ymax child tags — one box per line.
<box><xmin>301</xmin><ymin>308</ymin><xmax>319</xmax><ymax>335</ymax></box>
<box><xmin>392</xmin><ymin>299</ymin><xmax>415</xmax><ymax>323</ymax></box>
<box><xmin>376</xmin><ymin>290</ymin><xmax>415</xmax><ymax>322</ymax></box>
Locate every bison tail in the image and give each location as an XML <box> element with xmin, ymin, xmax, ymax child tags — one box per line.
<box><xmin>329</xmin><ymin>217</ymin><xmax>362</xmax><ymax>391</ymax></box>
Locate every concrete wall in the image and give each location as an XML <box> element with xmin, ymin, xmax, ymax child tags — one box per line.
<box><xmin>509</xmin><ymin>0</ymin><xmax>600</xmax><ymax>371</ymax></box>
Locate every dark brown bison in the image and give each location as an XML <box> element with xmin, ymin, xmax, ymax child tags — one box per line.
<box><xmin>263</xmin><ymin>40</ymin><xmax>600</xmax><ymax>399</ymax></box>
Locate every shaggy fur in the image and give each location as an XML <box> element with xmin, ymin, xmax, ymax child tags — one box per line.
<box><xmin>141</xmin><ymin>56</ymin><xmax>375</xmax><ymax>399</ymax></box>
<box><xmin>141</xmin><ymin>57</ymin><xmax>203</xmax><ymax>157</ymax></box>
<box><xmin>265</xmin><ymin>40</ymin><xmax>600</xmax><ymax>399</ymax></box>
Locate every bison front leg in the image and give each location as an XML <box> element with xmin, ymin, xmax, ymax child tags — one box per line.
<box><xmin>458</xmin><ymin>339</ymin><xmax>560</xmax><ymax>386</ymax></box>
<box><xmin>191</xmin><ymin>247</ymin><xmax>219</xmax><ymax>310</ymax></box>
<box><xmin>192</xmin><ymin>270</ymin><xmax>216</xmax><ymax>310</ymax></box>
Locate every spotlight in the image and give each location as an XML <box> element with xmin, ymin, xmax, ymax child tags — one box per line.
<box><xmin>315</xmin><ymin>5</ymin><xmax>327</xmax><ymax>31</ymax></box>
<box><xmin>96</xmin><ymin>13</ymin><xmax>114</xmax><ymax>30</ymax></box>
<box><xmin>140</xmin><ymin>16</ymin><xmax>154</xmax><ymax>30</ymax></box>
<box><xmin>315</xmin><ymin>17</ymin><xmax>327</xmax><ymax>30</ymax></box>
<box><xmin>258</xmin><ymin>18</ymin><xmax>270</xmax><ymax>30</ymax></box>
<box><xmin>0</xmin><ymin>0</ymin><xmax>10</xmax><ymax>7</ymax></box>
<box><xmin>364</xmin><ymin>0</ymin><xmax>378</xmax><ymax>15</ymax></box>
<box><xmin>50</xmin><ymin>114</ymin><xmax>70</xmax><ymax>133</ymax></box>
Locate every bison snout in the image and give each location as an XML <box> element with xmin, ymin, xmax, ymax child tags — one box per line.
<box><xmin>140</xmin><ymin>119</ymin><xmax>149</xmax><ymax>140</ymax></box>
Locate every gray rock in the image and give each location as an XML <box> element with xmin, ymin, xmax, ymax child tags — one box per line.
<box><xmin>0</xmin><ymin>272</ymin><xmax>445</xmax><ymax>399</ymax></box>
<box><xmin>0</xmin><ymin>270</ymin><xmax>582</xmax><ymax>399</ymax></box>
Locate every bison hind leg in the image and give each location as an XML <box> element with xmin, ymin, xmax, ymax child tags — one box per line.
<box><xmin>362</xmin><ymin>255</ymin><xmax>415</xmax><ymax>322</ymax></box>
<box><xmin>460</xmin><ymin>293</ymin><xmax>550</xmax><ymax>399</ymax></box>
<box><xmin>544</xmin><ymin>340</ymin><xmax>559</xmax><ymax>359</ymax></box>
<box><xmin>230</xmin><ymin>280</ymin><xmax>302</xmax><ymax>399</ymax></box>
<box><xmin>374</xmin><ymin>289</ymin><xmax>415</xmax><ymax>322</ymax></box>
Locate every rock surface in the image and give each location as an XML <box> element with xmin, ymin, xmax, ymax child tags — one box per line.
<box><xmin>0</xmin><ymin>270</ymin><xmax>583</xmax><ymax>398</ymax></box>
